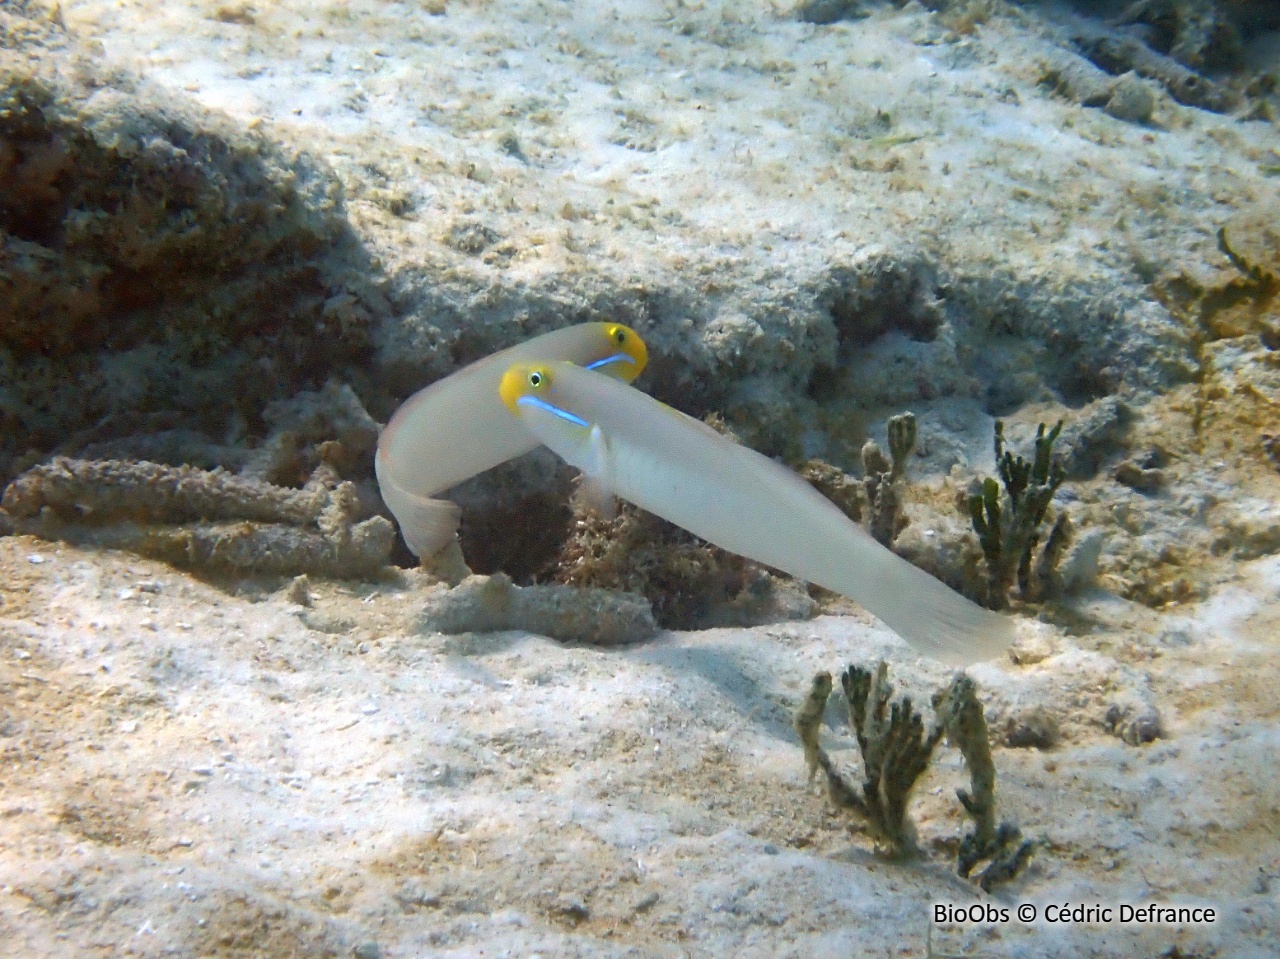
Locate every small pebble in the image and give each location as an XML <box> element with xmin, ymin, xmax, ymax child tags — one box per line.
<box><xmin>549</xmin><ymin>895</ymin><xmax>589</xmax><ymax>924</ymax></box>
<box><xmin>1114</xmin><ymin>460</ymin><xmax>1163</xmax><ymax>493</ymax></box>
<box><xmin>1002</xmin><ymin>706</ymin><xmax>1060</xmax><ymax>750</ymax></box>
<box><xmin>286</xmin><ymin>575</ymin><xmax>312</xmax><ymax>607</ymax></box>
<box><xmin>353</xmin><ymin>943</ymin><xmax>381</xmax><ymax>959</ymax></box>
<box><xmin>1105</xmin><ymin>72</ymin><xmax>1155</xmax><ymax>124</ymax></box>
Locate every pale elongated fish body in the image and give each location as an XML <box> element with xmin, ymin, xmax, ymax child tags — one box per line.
<box><xmin>499</xmin><ymin>361</ymin><xmax>1015</xmax><ymax>665</ymax></box>
<box><xmin>376</xmin><ymin>324</ymin><xmax>647</xmax><ymax>557</ymax></box>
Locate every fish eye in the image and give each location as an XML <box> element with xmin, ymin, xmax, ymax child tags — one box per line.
<box><xmin>614</xmin><ymin>328</ymin><xmax>627</xmax><ymax>344</ymax></box>
<box><xmin>528</xmin><ymin>371</ymin><xmax>543</xmax><ymax>388</ymax></box>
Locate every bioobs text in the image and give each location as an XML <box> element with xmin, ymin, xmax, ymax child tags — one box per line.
<box><xmin>934</xmin><ymin>903</ymin><xmax>1010</xmax><ymax>924</ymax></box>
<box><xmin>934</xmin><ymin>902</ymin><xmax>1218</xmax><ymax>925</ymax></box>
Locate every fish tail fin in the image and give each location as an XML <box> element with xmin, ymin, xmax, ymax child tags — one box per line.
<box><xmin>375</xmin><ymin>456</ymin><xmax>462</xmax><ymax>559</ymax></box>
<box><xmin>865</xmin><ymin>549</ymin><xmax>1017</xmax><ymax>665</ymax></box>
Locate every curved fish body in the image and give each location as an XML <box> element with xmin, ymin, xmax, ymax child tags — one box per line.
<box><xmin>499</xmin><ymin>361</ymin><xmax>1015</xmax><ymax>665</ymax></box>
<box><xmin>376</xmin><ymin>324</ymin><xmax>647</xmax><ymax>557</ymax></box>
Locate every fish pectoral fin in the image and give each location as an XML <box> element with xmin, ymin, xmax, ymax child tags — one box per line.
<box><xmin>580</xmin><ymin>475</ymin><xmax>617</xmax><ymax>520</ymax></box>
<box><xmin>579</xmin><ymin>424</ymin><xmax>617</xmax><ymax>520</ymax></box>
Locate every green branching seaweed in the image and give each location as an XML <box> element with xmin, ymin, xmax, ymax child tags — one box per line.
<box><xmin>796</xmin><ymin>671</ymin><xmax>833</xmax><ymax>783</ymax></box>
<box><xmin>969</xmin><ymin>420</ymin><xmax>1070</xmax><ymax>608</ymax></box>
<box><xmin>863</xmin><ymin>411</ymin><xmax>917</xmax><ymax>546</ymax></box>
<box><xmin>933</xmin><ymin>675</ymin><xmax>1036</xmax><ymax>891</ymax></box>
<box><xmin>842</xmin><ymin>662</ymin><xmax>942</xmax><ymax>856</ymax></box>
<box><xmin>794</xmin><ymin>663</ymin><xmax>944</xmax><ymax>858</ymax></box>
<box><xmin>795</xmin><ymin>663</ymin><xmax>1033</xmax><ymax>888</ymax></box>
<box><xmin>886</xmin><ymin>412</ymin><xmax>917</xmax><ymax>483</ymax></box>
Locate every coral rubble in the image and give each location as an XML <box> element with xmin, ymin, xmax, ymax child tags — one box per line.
<box><xmin>549</xmin><ymin>484</ymin><xmax>815</xmax><ymax>631</ymax></box>
<box><xmin>1</xmin><ymin>457</ymin><xmax>393</xmax><ymax>578</ymax></box>
<box><xmin>418</xmin><ymin>572</ymin><xmax>657</xmax><ymax>646</ymax></box>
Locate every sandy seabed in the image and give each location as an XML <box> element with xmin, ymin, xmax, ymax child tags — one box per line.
<box><xmin>3</xmin><ymin>1</ymin><xmax>1280</xmax><ymax>956</ymax></box>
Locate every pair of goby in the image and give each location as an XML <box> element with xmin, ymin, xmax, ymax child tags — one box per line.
<box><xmin>376</xmin><ymin>323</ymin><xmax>1014</xmax><ymax>665</ymax></box>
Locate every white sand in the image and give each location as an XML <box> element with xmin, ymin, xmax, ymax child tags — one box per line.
<box><xmin>5</xmin><ymin>1</ymin><xmax>1280</xmax><ymax>955</ymax></box>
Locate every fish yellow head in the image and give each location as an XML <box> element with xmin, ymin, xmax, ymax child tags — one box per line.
<box><xmin>501</xmin><ymin>362</ymin><xmax>560</xmax><ymax>414</ymax></box>
<box><xmin>584</xmin><ymin>323</ymin><xmax>647</xmax><ymax>380</ymax></box>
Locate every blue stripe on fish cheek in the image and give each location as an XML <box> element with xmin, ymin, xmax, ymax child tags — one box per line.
<box><xmin>585</xmin><ymin>353</ymin><xmax>635</xmax><ymax>372</ymax></box>
<box><xmin>516</xmin><ymin>395</ymin><xmax>590</xmax><ymax>428</ymax></box>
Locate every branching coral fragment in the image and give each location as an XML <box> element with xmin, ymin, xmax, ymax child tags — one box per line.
<box><xmin>843</xmin><ymin>662</ymin><xmax>943</xmax><ymax>855</ymax></box>
<box><xmin>3</xmin><ymin>457</ymin><xmax>328</xmax><ymax>526</ymax></box>
<box><xmin>885</xmin><ymin>411</ymin><xmax>917</xmax><ymax>484</ymax></box>
<box><xmin>419</xmin><ymin>572</ymin><xmax>657</xmax><ymax>646</ymax></box>
<box><xmin>1113</xmin><ymin>0</ymin><xmax>1241</xmax><ymax>71</ymax></box>
<box><xmin>0</xmin><ymin>457</ymin><xmax>394</xmax><ymax>578</ymax></box>
<box><xmin>1073</xmin><ymin>27</ymin><xmax>1237</xmax><ymax>113</ymax></box>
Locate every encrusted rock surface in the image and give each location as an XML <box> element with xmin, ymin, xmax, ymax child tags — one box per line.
<box><xmin>3</xmin><ymin>0</ymin><xmax>1280</xmax><ymax>955</ymax></box>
